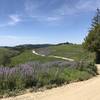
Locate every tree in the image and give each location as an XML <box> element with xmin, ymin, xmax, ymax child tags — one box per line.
<box><xmin>83</xmin><ymin>9</ymin><xmax>100</xmax><ymax>63</ymax></box>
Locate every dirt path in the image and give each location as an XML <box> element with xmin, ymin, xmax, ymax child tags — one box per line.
<box><xmin>1</xmin><ymin>65</ymin><xmax>100</xmax><ymax>100</ymax></box>
<box><xmin>32</xmin><ymin>50</ymin><xmax>74</xmax><ymax>61</ymax></box>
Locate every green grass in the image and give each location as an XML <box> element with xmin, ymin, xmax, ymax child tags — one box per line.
<box><xmin>62</xmin><ymin>68</ymin><xmax>93</xmax><ymax>81</ymax></box>
<box><xmin>38</xmin><ymin>44</ymin><xmax>95</xmax><ymax>62</ymax></box>
<box><xmin>10</xmin><ymin>50</ymin><xmax>63</xmax><ymax>66</ymax></box>
<box><xmin>0</xmin><ymin>48</ymin><xmax>19</xmax><ymax>66</ymax></box>
<box><xmin>0</xmin><ymin>61</ymin><xmax>97</xmax><ymax>97</ymax></box>
<box><xmin>0</xmin><ymin>45</ymin><xmax>97</xmax><ymax>97</ymax></box>
<box><xmin>0</xmin><ymin>44</ymin><xmax>95</xmax><ymax>66</ymax></box>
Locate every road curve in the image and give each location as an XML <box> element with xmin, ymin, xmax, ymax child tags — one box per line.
<box><xmin>32</xmin><ymin>50</ymin><xmax>74</xmax><ymax>61</ymax></box>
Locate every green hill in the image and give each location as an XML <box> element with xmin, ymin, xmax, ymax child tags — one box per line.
<box><xmin>10</xmin><ymin>50</ymin><xmax>62</xmax><ymax>66</ymax></box>
<box><xmin>0</xmin><ymin>44</ymin><xmax>95</xmax><ymax>66</ymax></box>
<box><xmin>0</xmin><ymin>48</ymin><xmax>19</xmax><ymax>66</ymax></box>
<box><xmin>36</xmin><ymin>44</ymin><xmax>95</xmax><ymax>62</ymax></box>
<box><xmin>0</xmin><ymin>44</ymin><xmax>97</xmax><ymax>96</ymax></box>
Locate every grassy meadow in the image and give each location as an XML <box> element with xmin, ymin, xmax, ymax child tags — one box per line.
<box><xmin>0</xmin><ymin>44</ymin><xmax>97</xmax><ymax>97</ymax></box>
<box><xmin>36</xmin><ymin>44</ymin><xmax>95</xmax><ymax>62</ymax></box>
<box><xmin>10</xmin><ymin>50</ymin><xmax>63</xmax><ymax>66</ymax></box>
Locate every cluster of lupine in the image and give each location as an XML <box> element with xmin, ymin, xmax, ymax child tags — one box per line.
<box><xmin>0</xmin><ymin>64</ymin><xmax>35</xmax><ymax>79</ymax></box>
<box><xmin>0</xmin><ymin>62</ymin><xmax>38</xmax><ymax>90</ymax></box>
<box><xmin>0</xmin><ymin>61</ymin><xmax>97</xmax><ymax>92</ymax></box>
<box><xmin>0</xmin><ymin>61</ymin><xmax>74</xmax><ymax>91</ymax></box>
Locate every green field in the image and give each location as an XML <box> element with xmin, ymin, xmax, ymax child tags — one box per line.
<box><xmin>0</xmin><ymin>47</ymin><xmax>64</xmax><ymax>66</ymax></box>
<box><xmin>10</xmin><ymin>50</ymin><xmax>63</xmax><ymax>66</ymax></box>
<box><xmin>37</xmin><ymin>44</ymin><xmax>95</xmax><ymax>62</ymax></box>
<box><xmin>0</xmin><ymin>44</ymin><xmax>95</xmax><ymax>66</ymax></box>
<box><xmin>0</xmin><ymin>48</ymin><xmax>19</xmax><ymax>66</ymax></box>
<box><xmin>0</xmin><ymin>44</ymin><xmax>97</xmax><ymax>96</ymax></box>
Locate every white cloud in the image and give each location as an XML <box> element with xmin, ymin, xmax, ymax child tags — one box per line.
<box><xmin>8</xmin><ymin>14</ymin><xmax>22</xmax><ymax>25</ymax></box>
<box><xmin>24</xmin><ymin>0</ymin><xmax>39</xmax><ymax>16</ymax></box>
<box><xmin>36</xmin><ymin>16</ymin><xmax>61</xmax><ymax>22</ymax></box>
<box><xmin>1</xmin><ymin>0</ymin><xmax>100</xmax><ymax>27</ymax></box>
<box><xmin>45</xmin><ymin>16</ymin><xmax>61</xmax><ymax>21</ymax></box>
<box><xmin>54</xmin><ymin>0</ymin><xmax>100</xmax><ymax>16</ymax></box>
<box><xmin>24</xmin><ymin>0</ymin><xmax>62</xmax><ymax>23</ymax></box>
<box><xmin>25</xmin><ymin>0</ymin><xmax>100</xmax><ymax>23</ymax></box>
<box><xmin>76</xmin><ymin>0</ymin><xmax>100</xmax><ymax>11</ymax></box>
<box><xmin>0</xmin><ymin>35</ymin><xmax>41</xmax><ymax>46</ymax></box>
<box><xmin>0</xmin><ymin>14</ymin><xmax>22</xmax><ymax>28</ymax></box>
<box><xmin>0</xmin><ymin>35</ymin><xmax>18</xmax><ymax>39</ymax></box>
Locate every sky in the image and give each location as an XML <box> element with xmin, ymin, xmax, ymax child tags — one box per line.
<box><xmin>0</xmin><ymin>0</ymin><xmax>100</xmax><ymax>46</ymax></box>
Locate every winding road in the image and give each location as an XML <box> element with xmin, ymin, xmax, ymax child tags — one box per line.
<box><xmin>32</xmin><ymin>50</ymin><xmax>74</xmax><ymax>61</ymax></box>
<box><xmin>1</xmin><ymin>50</ymin><xmax>100</xmax><ymax>100</ymax></box>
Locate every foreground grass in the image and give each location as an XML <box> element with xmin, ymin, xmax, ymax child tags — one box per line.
<box><xmin>0</xmin><ymin>45</ymin><xmax>97</xmax><ymax>98</ymax></box>
<box><xmin>0</xmin><ymin>61</ymin><xmax>97</xmax><ymax>97</ymax></box>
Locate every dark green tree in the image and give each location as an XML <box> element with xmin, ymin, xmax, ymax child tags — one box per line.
<box><xmin>83</xmin><ymin>9</ymin><xmax>100</xmax><ymax>63</ymax></box>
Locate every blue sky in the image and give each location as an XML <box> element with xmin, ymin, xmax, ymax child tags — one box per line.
<box><xmin>0</xmin><ymin>0</ymin><xmax>100</xmax><ymax>46</ymax></box>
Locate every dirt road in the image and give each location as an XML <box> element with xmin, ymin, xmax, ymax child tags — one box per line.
<box><xmin>1</xmin><ymin>65</ymin><xmax>100</xmax><ymax>100</ymax></box>
<box><xmin>32</xmin><ymin>50</ymin><xmax>74</xmax><ymax>61</ymax></box>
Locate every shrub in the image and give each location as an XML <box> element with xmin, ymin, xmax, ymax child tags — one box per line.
<box><xmin>0</xmin><ymin>61</ymin><xmax>97</xmax><ymax>96</ymax></box>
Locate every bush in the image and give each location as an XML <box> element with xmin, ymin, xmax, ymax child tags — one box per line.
<box><xmin>76</xmin><ymin>61</ymin><xmax>98</xmax><ymax>75</ymax></box>
<box><xmin>0</xmin><ymin>61</ymin><xmax>97</xmax><ymax>96</ymax></box>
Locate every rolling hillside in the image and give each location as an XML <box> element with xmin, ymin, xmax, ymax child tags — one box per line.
<box><xmin>0</xmin><ymin>48</ymin><xmax>19</xmax><ymax>66</ymax></box>
<box><xmin>0</xmin><ymin>44</ymin><xmax>98</xmax><ymax>97</ymax></box>
<box><xmin>10</xmin><ymin>50</ymin><xmax>64</xmax><ymax>66</ymax></box>
<box><xmin>36</xmin><ymin>44</ymin><xmax>95</xmax><ymax>62</ymax></box>
<box><xmin>0</xmin><ymin>44</ymin><xmax>95</xmax><ymax>66</ymax></box>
